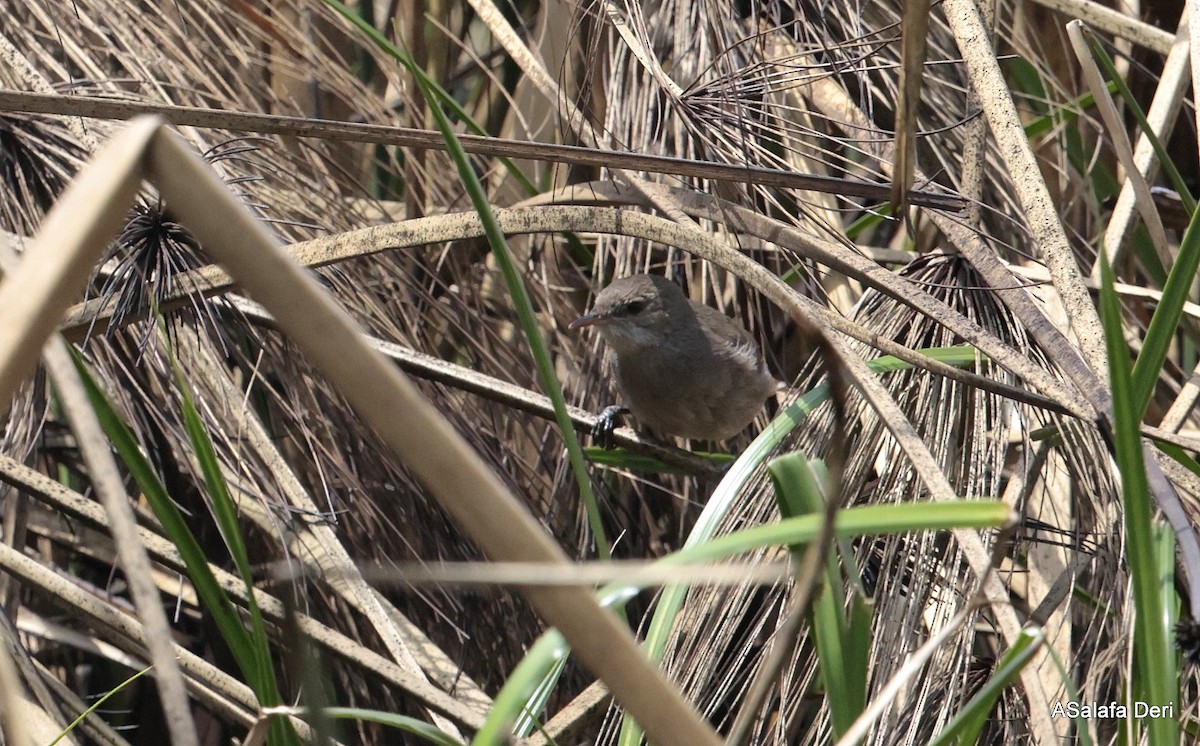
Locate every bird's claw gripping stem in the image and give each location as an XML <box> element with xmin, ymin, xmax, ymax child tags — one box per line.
<box><xmin>592</xmin><ymin>405</ymin><xmax>630</xmax><ymax>449</ymax></box>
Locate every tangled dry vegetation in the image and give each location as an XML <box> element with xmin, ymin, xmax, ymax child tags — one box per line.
<box><xmin>1</xmin><ymin>0</ymin><xmax>1199</xmax><ymax>744</ymax></box>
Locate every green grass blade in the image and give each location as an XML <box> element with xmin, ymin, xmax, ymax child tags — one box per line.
<box><xmin>1098</xmin><ymin>253</ymin><xmax>1179</xmax><ymax>744</ymax></box>
<box><xmin>615</xmin><ymin>346</ymin><xmax>978</xmax><ymax>745</ymax></box>
<box><xmin>683</xmin><ymin>501</ymin><xmax>1010</xmax><ymax>562</ymax></box>
<box><xmin>68</xmin><ymin>347</ymin><xmax>258</xmax><ymax>676</ymax></box>
<box><xmin>770</xmin><ymin>451</ymin><xmax>827</xmax><ymax>552</ymax></box>
<box><xmin>927</xmin><ymin>626</ymin><xmax>1044</xmax><ymax>746</ymax></box>
<box><xmin>481</xmin><ymin>499</ymin><xmax>1009</xmax><ymax>742</ymax></box>
<box><xmin>1043</xmin><ymin>642</ymin><xmax>1094</xmax><ymax>746</ymax></box>
<box><xmin>1016</xmin><ymin>81</ymin><xmax>1111</xmax><ymax>140</ymax></box>
<box><xmin>72</xmin><ymin>343</ymin><xmax>297</xmax><ymax>744</ymax></box>
<box><xmin>49</xmin><ymin>665</ymin><xmax>153</xmax><ymax>746</ymax></box>
<box><xmin>1129</xmin><ymin>204</ymin><xmax>1200</xmax><ymax>416</ymax></box>
<box><xmin>170</xmin><ymin>360</ymin><xmax>285</xmax><ymax>711</ymax></box>
<box><xmin>323</xmin><ymin>0</ymin><xmax>537</xmax><ymax>195</ymax></box>
<box><xmin>1084</xmin><ymin>35</ymin><xmax>1193</xmax><ymax>215</ymax></box>
<box><xmin>770</xmin><ymin>452</ymin><xmax>867</xmax><ymax>737</ymax></box>
<box><xmin>843</xmin><ymin>205</ymin><xmax>895</xmax><ymax>241</ymax></box>
<box><xmin>326</xmin><ymin>0</ymin><xmax>611</xmax><ymax>558</ymax></box>
<box><xmin>581</xmin><ymin>447</ymin><xmax>734</xmax><ymax>473</ymax></box>
<box><xmin>1157</xmin><ymin>441</ymin><xmax>1200</xmax><ymax>481</ymax></box>
<box><xmin>267</xmin><ymin>706</ymin><xmax>464</xmax><ymax>746</ymax></box>
<box><xmin>473</xmin><ymin>632</ymin><xmax>568</xmax><ymax>743</ymax></box>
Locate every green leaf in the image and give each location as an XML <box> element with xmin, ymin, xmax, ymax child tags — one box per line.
<box><xmin>770</xmin><ymin>453</ymin><xmax>869</xmax><ymax>737</ymax></box>
<box><xmin>70</xmin><ymin>346</ymin><xmax>295</xmax><ymax>744</ymax></box>
<box><xmin>927</xmin><ymin>627</ymin><xmax>1044</xmax><ymax>746</ymax></box>
<box><xmin>268</xmin><ymin>706</ymin><xmax>464</xmax><ymax>746</ymax></box>
<box><xmin>1129</xmin><ymin>204</ymin><xmax>1200</xmax><ymax>415</ymax></box>
<box><xmin>172</xmin><ymin>360</ymin><xmax>280</xmax><ymax>706</ymax></box>
<box><xmin>325</xmin><ymin>0</ymin><xmax>611</xmax><ymax>560</ymax></box>
<box><xmin>1098</xmin><ymin>252</ymin><xmax>1179</xmax><ymax>744</ymax></box>
<box><xmin>476</xmin><ymin>499</ymin><xmax>1010</xmax><ymax>743</ymax></box>
<box><xmin>49</xmin><ymin>666</ymin><xmax>153</xmax><ymax>746</ymax></box>
<box><xmin>1084</xmin><ymin>35</ymin><xmax>1193</xmax><ymax>215</ymax></box>
<box><xmin>583</xmin><ymin>447</ymin><xmax>734</xmax><ymax>473</ymax></box>
<box><xmin>69</xmin><ymin>348</ymin><xmax>257</xmax><ymax>677</ymax></box>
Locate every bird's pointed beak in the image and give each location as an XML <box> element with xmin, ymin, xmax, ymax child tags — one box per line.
<box><xmin>568</xmin><ymin>311</ymin><xmax>606</xmax><ymax>330</ymax></box>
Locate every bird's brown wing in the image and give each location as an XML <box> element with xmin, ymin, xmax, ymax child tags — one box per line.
<box><xmin>690</xmin><ymin>301</ymin><xmax>763</xmax><ymax>361</ymax></box>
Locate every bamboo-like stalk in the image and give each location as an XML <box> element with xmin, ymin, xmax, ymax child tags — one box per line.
<box><xmin>945</xmin><ymin>0</ymin><xmax>1110</xmax><ymax>384</ymax></box>
<box><xmin>0</xmin><ymin>118</ymin><xmax>200</xmax><ymax>746</ymax></box>
<box><xmin>0</xmin><ymin>453</ymin><xmax>490</xmax><ymax>730</ymax></box>
<box><xmin>0</xmin><ymin>90</ymin><xmax>965</xmax><ymax>212</ymax></box>
<box><xmin>145</xmin><ymin>119</ymin><xmax>723</xmax><ymax>746</ymax></box>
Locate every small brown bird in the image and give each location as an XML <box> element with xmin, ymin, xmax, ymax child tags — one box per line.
<box><xmin>570</xmin><ymin>274</ymin><xmax>778</xmax><ymax>444</ymax></box>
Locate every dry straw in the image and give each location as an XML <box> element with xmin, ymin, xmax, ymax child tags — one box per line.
<box><xmin>0</xmin><ymin>116</ymin><xmax>722</xmax><ymax>746</ymax></box>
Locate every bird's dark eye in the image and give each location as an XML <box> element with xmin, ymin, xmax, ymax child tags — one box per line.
<box><xmin>623</xmin><ymin>300</ymin><xmax>647</xmax><ymax>315</ymax></box>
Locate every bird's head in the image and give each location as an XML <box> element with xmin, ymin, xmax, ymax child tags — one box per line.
<box><xmin>569</xmin><ymin>275</ymin><xmax>689</xmax><ymax>353</ymax></box>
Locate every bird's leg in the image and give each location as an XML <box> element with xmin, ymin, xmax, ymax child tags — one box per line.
<box><xmin>592</xmin><ymin>405</ymin><xmax>630</xmax><ymax>449</ymax></box>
